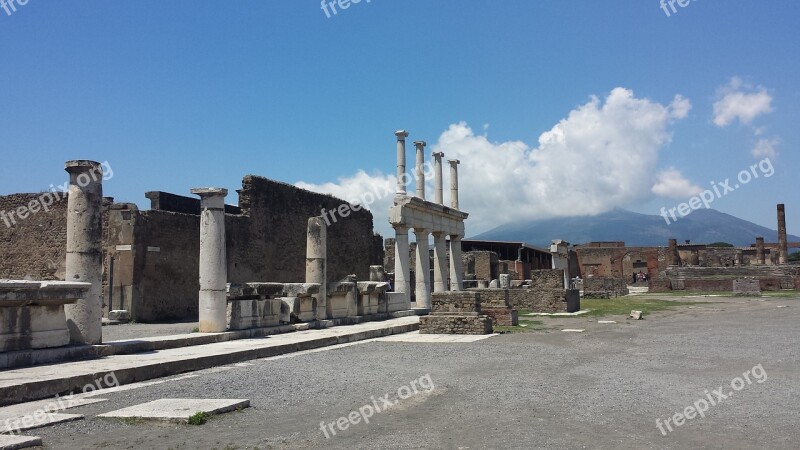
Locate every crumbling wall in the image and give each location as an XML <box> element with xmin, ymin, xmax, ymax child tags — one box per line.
<box><xmin>529</xmin><ymin>269</ymin><xmax>565</xmax><ymax>290</ymax></box>
<box><xmin>0</xmin><ymin>193</ymin><xmax>70</xmax><ymax>280</ymax></box>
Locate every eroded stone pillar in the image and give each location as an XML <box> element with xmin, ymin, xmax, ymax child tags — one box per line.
<box><xmin>191</xmin><ymin>188</ymin><xmax>228</xmax><ymax>332</ymax></box>
<box><xmin>432</xmin><ymin>232</ymin><xmax>448</xmax><ymax>292</ymax></box>
<box><xmin>777</xmin><ymin>204</ymin><xmax>788</xmax><ymax>264</ymax></box>
<box><xmin>393</xmin><ymin>226</ymin><xmax>411</xmax><ymax>302</ymax></box>
<box><xmin>433</xmin><ymin>152</ymin><xmax>444</xmax><ymax>205</ymax></box>
<box><xmin>668</xmin><ymin>239</ymin><xmax>680</xmax><ymax>266</ymax></box>
<box><xmin>306</xmin><ymin>217</ymin><xmax>327</xmax><ymax>320</ymax></box>
<box><xmin>449</xmin><ymin>235</ymin><xmax>464</xmax><ymax>290</ymax></box>
<box><xmin>756</xmin><ymin>237</ymin><xmax>765</xmax><ymax>265</ymax></box>
<box><xmin>414</xmin><ymin>141</ymin><xmax>426</xmax><ymax>200</ymax></box>
<box><xmin>449</xmin><ymin>159</ymin><xmax>460</xmax><ymax>209</ymax></box>
<box><xmin>64</xmin><ymin>160</ymin><xmax>104</xmax><ymax>344</ymax></box>
<box><xmin>414</xmin><ymin>229</ymin><xmax>431</xmax><ymax>308</ymax></box>
<box><xmin>395</xmin><ymin>130</ymin><xmax>409</xmax><ymax>194</ymax></box>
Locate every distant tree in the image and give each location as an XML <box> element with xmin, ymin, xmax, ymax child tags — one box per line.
<box><xmin>789</xmin><ymin>251</ymin><xmax>800</xmax><ymax>262</ymax></box>
<box><xmin>707</xmin><ymin>242</ymin><xmax>734</xmax><ymax>247</ymax></box>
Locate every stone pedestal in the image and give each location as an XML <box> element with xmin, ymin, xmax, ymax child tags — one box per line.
<box><xmin>64</xmin><ymin>160</ymin><xmax>104</xmax><ymax>345</ymax></box>
<box><xmin>192</xmin><ymin>188</ymin><xmax>228</xmax><ymax>333</ymax></box>
<box><xmin>1</xmin><ymin>281</ymin><xmax>90</xmax><ymax>351</ymax></box>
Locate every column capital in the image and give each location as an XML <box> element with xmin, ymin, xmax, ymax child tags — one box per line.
<box><xmin>395</xmin><ymin>129</ymin><xmax>409</xmax><ymax>140</ymax></box>
<box><xmin>191</xmin><ymin>187</ymin><xmax>228</xmax><ymax>197</ymax></box>
<box><xmin>413</xmin><ymin>141</ymin><xmax>427</xmax><ymax>148</ymax></box>
<box><xmin>414</xmin><ymin>227</ymin><xmax>430</xmax><ymax>235</ymax></box>
<box><xmin>432</xmin><ymin>151</ymin><xmax>444</xmax><ymax>158</ymax></box>
<box><xmin>65</xmin><ymin>160</ymin><xmax>102</xmax><ymax>174</ymax></box>
<box><xmin>448</xmin><ymin>159</ymin><xmax>461</xmax><ymax>166</ymax></box>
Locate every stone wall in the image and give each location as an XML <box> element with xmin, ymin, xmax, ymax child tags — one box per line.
<box><xmin>507</xmin><ymin>289</ymin><xmax>567</xmax><ymax>313</ymax></box>
<box><xmin>1</xmin><ymin>176</ymin><xmax>385</xmax><ymax>322</ymax></box>
<box><xmin>654</xmin><ymin>265</ymin><xmax>800</xmax><ymax>293</ymax></box>
<box><xmin>529</xmin><ymin>269</ymin><xmax>565</xmax><ymax>290</ymax></box>
<box><xmin>420</xmin><ymin>291</ymin><xmax>493</xmax><ymax>335</ymax></box>
<box><xmin>583</xmin><ymin>277</ymin><xmax>629</xmax><ymax>297</ymax></box>
<box><xmin>0</xmin><ymin>193</ymin><xmax>71</xmax><ymax>280</ymax></box>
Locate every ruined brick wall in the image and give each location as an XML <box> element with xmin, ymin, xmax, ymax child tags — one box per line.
<box><xmin>0</xmin><ymin>193</ymin><xmax>70</xmax><ymax>280</ymax></box>
<box><xmin>235</xmin><ymin>176</ymin><xmax>382</xmax><ymax>283</ymax></box>
<box><xmin>2</xmin><ymin>176</ymin><xmax>384</xmax><ymax>323</ymax></box>
<box><xmin>529</xmin><ymin>269</ymin><xmax>564</xmax><ymax>290</ymax></box>
<box><xmin>507</xmin><ymin>289</ymin><xmax>566</xmax><ymax>313</ymax></box>
<box><xmin>583</xmin><ymin>277</ymin><xmax>629</xmax><ymax>297</ymax></box>
<box><xmin>468</xmin><ymin>251</ymin><xmax>498</xmax><ymax>281</ymax></box>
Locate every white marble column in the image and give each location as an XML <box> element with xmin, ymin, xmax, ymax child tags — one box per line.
<box><xmin>306</xmin><ymin>217</ymin><xmax>327</xmax><ymax>320</ymax></box>
<box><xmin>414</xmin><ymin>228</ymin><xmax>431</xmax><ymax>308</ymax></box>
<box><xmin>433</xmin><ymin>152</ymin><xmax>444</xmax><ymax>205</ymax></box>
<box><xmin>432</xmin><ymin>232</ymin><xmax>448</xmax><ymax>292</ymax></box>
<box><xmin>449</xmin><ymin>159</ymin><xmax>460</xmax><ymax>210</ymax></box>
<box><xmin>64</xmin><ymin>160</ymin><xmax>104</xmax><ymax>344</ymax></box>
<box><xmin>449</xmin><ymin>235</ymin><xmax>464</xmax><ymax>291</ymax></box>
<box><xmin>395</xmin><ymin>130</ymin><xmax>409</xmax><ymax>194</ymax></box>
<box><xmin>191</xmin><ymin>187</ymin><xmax>228</xmax><ymax>332</ymax></box>
<box><xmin>414</xmin><ymin>141</ymin><xmax>426</xmax><ymax>200</ymax></box>
<box><xmin>393</xmin><ymin>225</ymin><xmax>411</xmax><ymax>303</ymax></box>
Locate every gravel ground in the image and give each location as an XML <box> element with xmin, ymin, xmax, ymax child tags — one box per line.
<box><xmin>19</xmin><ymin>296</ymin><xmax>800</xmax><ymax>449</ymax></box>
<box><xmin>102</xmin><ymin>321</ymin><xmax>199</xmax><ymax>341</ymax></box>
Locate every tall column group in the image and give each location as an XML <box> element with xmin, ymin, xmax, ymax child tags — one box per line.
<box><xmin>390</xmin><ymin>130</ymin><xmax>466</xmax><ymax>308</ymax></box>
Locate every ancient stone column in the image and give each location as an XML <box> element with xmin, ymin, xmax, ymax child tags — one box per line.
<box><xmin>64</xmin><ymin>160</ymin><xmax>104</xmax><ymax>344</ymax></box>
<box><xmin>448</xmin><ymin>159</ymin><xmax>460</xmax><ymax>209</ymax></box>
<box><xmin>756</xmin><ymin>237</ymin><xmax>765</xmax><ymax>265</ymax></box>
<box><xmin>777</xmin><ymin>204</ymin><xmax>789</xmax><ymax>264</ymax></box>
<box><xmin>414</xmin><ymin>141</ymin><xmax>426</xmax><ymax>200</ymax></box>
<box><xmin>668</xmin><ymin>239</ymin><xmax>680</xmax><ymax>266</ymax></box>
<box><xmin>393</xmin><ymin>225</ymin><xmax>411</xmax><ymax>302</ymax></box>
<box><xmin>191</xmin><ymin>188</ymin><xmax>228</xmax><ymax>332</ymax></box>
<box><xmin>449</xmin><ymin>235</ymin><xmax>464</xmax><ymax>290</ymax></box>
<box><xmin>432</xmin><ymin>232</ymin><xmax>448</xmax><ymax>292</ymax></box>
<box><xmin>306</xmin><ymin>217</ymin><xmax>327</xmax><ymax>320</ymax></box>
<box><xmin>395</xmin><ymin>130</ymin><xmax>409</xmax><ymax>195</ymax></box>
<box><xmin>414</xmin><ymin>229</ymin><xmax>431</xmax><ymax>308</ymax></box>
<box><xmin>433</xmin><ymin>152</ymin><xmax>444</xmax><ymax>205</ymax></box>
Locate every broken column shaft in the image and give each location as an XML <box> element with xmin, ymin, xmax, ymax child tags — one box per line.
<box><xmin>64</xmin><ymin>160</ymin><xmax>104</xmax><ymax>345</ymax></box>
<box><xmin>192</xmin><ymin>187</ymin><xmax>228</xmax><ymax>332</ymax></box>
<box><xmin>449</xmin><ymin>159</ymin><xmax>460</xmax><ymax>210</ymax></box>
<box><xmin>777</xmin><ymin>204</ymin><xmax>789</xmax><ymax>264</ymax></box>
<box><xmin>433</xmin><ymin>152</ymin><xmax>444</xmax><ymax>205</ymax></box>
<box><xmin>306</xmin><ymin>217</ymin><xmax>327</xmax><ymax>320</ymax></box>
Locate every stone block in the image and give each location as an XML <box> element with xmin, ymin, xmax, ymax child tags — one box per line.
<box><xmin>419</xmin><ymin>315</ymin><xmax>493</xmax><ymax>335</ymax></box>
<box><xmin>226</xmin><ymin>298</ymin><xmax>282</xmax><ymax>330</ymax></box>
<box><xmin>387</xmin><ymin>292</ymin><xmax>411</xmax><ymax>313</ymax></box>
<box><xmin>280</xmin><ymin>296</ymin><xmax>316</xmax><ymax>322</ymax></box>
<box><xmin>630</xmin><ymin>310</ymin><xmax>643</xmax><ymax>320</ymax></box>
<box><xmin>108</xmin><ymin>310</ymin><xmax>130</xmax><ymax>322</ymax></box>
<box><xmin>733</xmin><ymin>278</ymin><xmax>761</xmax><ymax>297</ymax></box>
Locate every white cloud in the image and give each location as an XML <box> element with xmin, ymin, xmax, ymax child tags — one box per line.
<box><xmin>751</xmin><ymin>138</ymin><xmax>779</xmax><ymax>159</ymax></box>
<box><xmin>651</xmin><ymin>168</ymin><xmax>703</xmax><ymax>198</ymax></box>
<box><xmin>713</xmin><ymin>77</ymin><xmax>773</xmax><ymax>127</ymax></box>
<box><xmin>297</xmin><ymin>88</ymin><xmax>693</xmax><ymax>236</ymax></box>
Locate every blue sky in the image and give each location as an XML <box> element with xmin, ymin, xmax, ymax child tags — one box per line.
<box><xmin>1</xmin><ymin>0</ymin><xmax>798</xmax><ymax>238</ymax></box>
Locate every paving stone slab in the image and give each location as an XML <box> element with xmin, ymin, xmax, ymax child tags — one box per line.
<box><xmin>374</xmin><ymin>331</ymin><xmax>498</xmax><ymax>343</ymax></box>
<box><xmin>97</xmin><ymin>399</ymin><xmax>250</xmax><ymax>422</ymax></box>
<box><xmin>0</xmin><ymin>413</ymin><xmax>83</xmax><ymax>434</ymax></box>
<box><xmin>0</xmin><ymin>434</ymin><xmax>42</xmax><ymax>450</ymax></box>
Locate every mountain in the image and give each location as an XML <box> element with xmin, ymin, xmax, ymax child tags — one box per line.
<box><xmin>471</xmin><ymin>209</ymin><xmax>800</xmax><ymax>248</ymax></box>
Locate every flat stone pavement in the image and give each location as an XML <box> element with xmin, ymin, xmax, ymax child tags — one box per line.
<box><xmin>0</xmin><ymin>316</ymin><xmax>419</xmax><ymax>406</ymax></box>
<box><xmin>2</xmin><ymin>295</ymin><xmax>797</xmax><ymax>449</ymax></box>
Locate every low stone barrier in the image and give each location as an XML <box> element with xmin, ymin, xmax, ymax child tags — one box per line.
<box><xmin>420</xmin><ymin>291</ymin><xmax>493</xmax><ymax>335</ymax></box>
